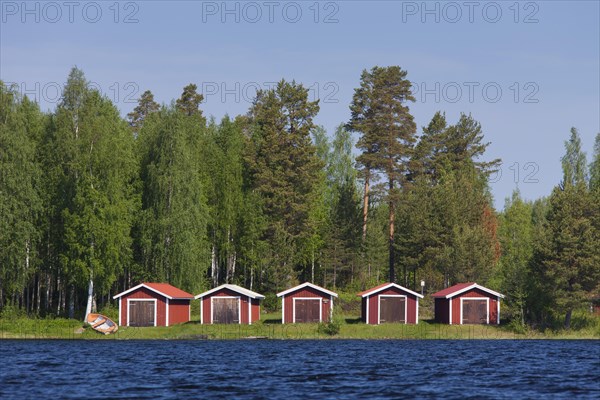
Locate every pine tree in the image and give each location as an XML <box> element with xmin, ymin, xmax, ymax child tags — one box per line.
<box><xmin>176</xmin><ymin>84</ymin><xmax>204</xmax><ymax>117</ymax></box>
<box><xmin>348</xmin><ymin>66</ymin><xmax>417</xmax><ymax>283</ymax></box>
<box><xmin>128</xmin><ymin>90</ymin><xmax>159</xmax><ymax>133</ymax></box>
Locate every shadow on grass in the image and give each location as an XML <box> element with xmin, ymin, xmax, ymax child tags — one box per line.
<box><xmin>344</xmin><ymin>317</ymin><xmax>362</xmax><ymax>324</ymax></box>
<box><xmin>262</xmin><ymin>319</ymin><xmax>282</xmax><ymax>324</ymax></box>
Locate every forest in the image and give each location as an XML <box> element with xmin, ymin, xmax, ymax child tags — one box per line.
<box><xmin>1</xmin><ymin>66</ymin><xmax>598</xmax><ymax>330</ymax></box>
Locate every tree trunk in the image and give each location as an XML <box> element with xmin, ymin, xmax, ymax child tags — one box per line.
<box><xmin>520</xmin><ymin>304</ymin><xmax>525</xmax><ymax>327</ymax></box>
<box><xmin>564</xmin><ymin>309</ymin><xmax>572</xmax><ymax>330</ymax></box>
<box><xmin>56</xmin><ymin>276</ymin><xmax>62</xmax><ymax>314</ymax></box>
<box><xmin>68</xmin><ymin>285</ymin><xmax>75</xmax><ymax>319</ymax></box>
<box><xmin>362</xmin><ymin>171</ymin><xmax>370</xmax><ymax>242</ymax></box>
<box><xmin>388</xmin><ymin>180</ymin><xmax>395</xmax><ymax>283</ymax></box>
<box><xmin>46</xmin><ymin>273</ymin><xmax>51</xmax><ymax>312</ymax></box>
<box><xmin>311</xmin><ymin>251</ymin><xmax>315</xmax><ymax>283</ymax></box>
<box><xmin>249</xmin><ymin>265</ymin><xmax>253</xmax><ymax>290</ymax></box>
<box><xmin>25</xmin><ymin>240</ymin><xmax>30</xmax><ymax>313</ymax></box>
<box><xmin>85</xmin><ymin>273</ymin><xmax>94</xmax><ymax>320</ymax></box>
<box><xmin>230</xmin><ymin>252</ymin><xmax>236</xmax><ymax>283</ymax></box>
<box><xmin>36</xmin><ymin>273</ymin><xmax>41</xmax><ymax>314</ymax></box>
<box><xmin>211</xmin><ymin>244</ymin><xmax>218</xmax><ymax>286</ymax></box>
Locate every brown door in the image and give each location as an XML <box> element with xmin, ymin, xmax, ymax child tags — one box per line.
<box><xmin>462</xmin><ymin>299</ymin><xmax>488</xmax><ymax>324</ymax></box>
<box><xmin>295</xmin><ymin>299</ymin><xmax>321</xmax><ymax>323</ymax></box>
<box><xmin>212</xmin><ymin>297</ymin><xmax>239</xmax><ymax>324</ymax></box>
<box><xmin>129</xmin><ymin>300</ymin><xmax>155</xmax><ymax>326</ymax></box>
<box><xmin>379</xmin><ymin>296</ymin><xmax>406</xmax><ymax>323</ymax></box>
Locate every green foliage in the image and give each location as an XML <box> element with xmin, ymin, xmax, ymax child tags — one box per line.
<box><xmin>136</xmin><ymin>103</ymin><xmax>209</xmax><ymax>294</ymax></box>
<box><xmin>128</xmin><ymin>90</ymin><xmax>159</xmax><ymax>133</ymax></box>
<box><xmin>49</xmin><ymin>69</ymin><xmax>138</xmax><ymax>305</ymax></box>
<box><xmin>398</xmin><ymin>163</ymin><xmax>499</xmax><ymax>290</ymax></box>
<box><xmin>2</xmin><ymin>67</ymin><xmax>597</xmax><ymax>336</ymax></box>
<box><xmin>0</xmin><ymin>304</ymin><xmax>28</xmax><ymax>319</ymax></box>
<box><xmin>411</xmin><ymin>112</ymin><xmax>501</xmax><ymax>181</ymax></box>
<box><xmin>348</xmin><ymin>66</ymin><xmax>417</xmax><ymax>283</ymax></box>
<box><xmin>531</xmin><ymin>128</ymin><xmax>599</xmax><ymax>329</ymax></box>
<box><xmin>245</xmin><ymin>79</ymin><xmax>322</xmax><ymax>290</ymax></box>
<box><xmin>534</xmin><ymin>183</ymin><xmax>599</xmax><ymax>328</ymax></box>
<box><xmin>590</xmin><ymin>133</ymin><xmax>600</xmax><ymax>192</ymax></box>
<box><xmin>317</xmin><ymin>314</ymin><xmax>342</xmax><ymax>336</ymax></box>
<box><xmin>261</xmin><ymin>293</ymin><xmax>279</xmax><ymax>313</ymax></box>
<box><xmin>175</xmin><ymin>84</ymin><xmax>204</xmax><ymax>117</ymax></box>
<box><xmin>561</xmin><ymin>127</ymin><xmax>588</xmax><ymax>187</ymax></box>
<box><xmin>205</xmin><ymin>116</ymin><xmax>246</xmax><ymax>286</ymax></box>
<box><xmin>495</xmin><ymin>190</ymin><xmax>534</xmax><ymax>326</ymax></box>
<box><xmin>0</xmin><ymin>82</ymin><xmax>44</xmax><ymax>300</ymax></box>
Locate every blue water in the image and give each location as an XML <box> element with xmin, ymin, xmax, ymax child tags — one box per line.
<box><xmin>0</xmin><ymin>340</ymin><xmax>598</xmax><ymax>399</ymax></box>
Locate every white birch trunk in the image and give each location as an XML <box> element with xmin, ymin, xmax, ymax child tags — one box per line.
<box><xmin>211</xmin><ymin>244</ymin><xmax>218</xmax><ymax>286</ymax></box>
<box><xmin>84</xmin><ymin>273</ymin><xmax>93</xmax><ymax>321</ymax></box>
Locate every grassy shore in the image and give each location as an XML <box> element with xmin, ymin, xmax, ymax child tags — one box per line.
<box><xmin>1</xmin><ymin>311</ymin><xmax>598</xmax><ymax>340</ymax></box>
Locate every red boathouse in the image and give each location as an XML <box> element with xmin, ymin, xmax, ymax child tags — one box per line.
<box><xmin>432</xmin><ymin>282</ymin><xmax>505</xmax><ymax>325</ymax></box>
<box><xmin>277</xmin><ymin>282</ymin><xmax>338</xmax><ymax>323</ymax></box>
<box><xmin>195</xmin><ymin>284</ymin><xmax>265</xmax><ymax>325</ymax></box>
<box><xmin>113</xmin><ymin>283</ymin><xmax>194</xmax><ymax>327</ymax></box>
<box><xmin>358</xmin><ymin>283</ymin><xmax>424</xmax><ymax>324</ymax></box>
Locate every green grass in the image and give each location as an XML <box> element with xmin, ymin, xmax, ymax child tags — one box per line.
<box><xmin>1</xmin><ymin>311</ymin><xmax>598</xmax><ymax>340</ymax></box>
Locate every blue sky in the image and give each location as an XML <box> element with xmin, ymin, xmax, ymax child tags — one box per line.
<box><xmin>2</xmin><ymin>0</ymin><xmax>599</xmax><ymax>209</ymax></box>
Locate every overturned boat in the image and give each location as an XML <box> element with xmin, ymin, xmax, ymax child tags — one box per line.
<box><xmin>85</xmin><ymin>313</ymin><xmax>118</xmax><ymax>335</ymax></box>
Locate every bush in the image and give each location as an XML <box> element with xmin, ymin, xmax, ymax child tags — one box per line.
<box><xmin>0</xmin><ymin>305</ymin><xmax>27</xmax><ymax>320</ymax></box>
<box><xmin>262</xmin><ymin>293</ymin><xmax>280</xmax><ymax>313</ymax></box>
<box><xmin>508</xmin><ymin>319</ymin><xmax>527</xmax><ymax>334</ymax></box>
<box><xmin>317</xmin><ymin>312</ymin><xmax>342</xmax><ymax>336</ymax></box>
<box><xmin>97</xmin><ymin>304</ymin><xmax>119</xmax><ymax>321</ymax></box>
<box><xmin>336</xmin><ymin>292</ymin><xmax>361</xmax><ymax>314</ymax></box>
<box><xmin>317</xmin><ymin>320</ymin><xmax>340</xmax><ymax>336</ymax></box>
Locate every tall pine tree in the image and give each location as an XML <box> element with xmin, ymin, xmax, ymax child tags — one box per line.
<box><xmin>348</xmin><ymin>66</ymin><xmax>417</xmax><ymax>283</ymax></box>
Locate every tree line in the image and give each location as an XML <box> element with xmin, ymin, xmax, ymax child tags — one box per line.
<box><xmin>1</xmin><ymin>67</ymin><xmax>598</xmax><ymax>329</ymax></box>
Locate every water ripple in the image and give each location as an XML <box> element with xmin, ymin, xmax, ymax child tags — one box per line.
<box><xmin>0</xmin><ymin>339</ymin><xmax>599</xmax><ymax>399</ymax></box>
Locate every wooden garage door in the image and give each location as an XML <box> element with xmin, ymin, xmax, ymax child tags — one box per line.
<box><xmin>129</xmin><ymin>300</ymin><xmax>155</xmax><ymax>327</ymax></box>
<box><xmin>462</xmin><ymin>299</ymin><xmax>488</xmax><ymax>324</ymax></box>
<box><xmin>213</xmin><ymin>297</ymin><xmax>239</xmax><ymax>324</ymax></box>
<box><xmin>295</xmin><ymin>299</ymin><xmax>321</xmax><ymax>323</ymax></box>
<box><xmin>380</xmin><ymin>296</ymin><xmax>406</xmax><ymax>323</ymax></box>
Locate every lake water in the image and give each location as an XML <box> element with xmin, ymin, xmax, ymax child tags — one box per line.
<box><xmin>0</xmin><ymin>340</ymin><xmax>598</xmax><ymax>399</ymax></box>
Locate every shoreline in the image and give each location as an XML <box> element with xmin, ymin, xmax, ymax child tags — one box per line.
<box><xmin>1</xmin><ymin>318</ymin><xmax>598</xmax><ymax>341</ymax></box>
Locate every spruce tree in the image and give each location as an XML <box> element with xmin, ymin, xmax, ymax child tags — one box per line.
<box><xmin>245</xmin><ymin>79</ymin><xmax>322</xmax><ymax>289</ymax></box>
<box><xmin>561</xmin><ymin>127</ymin><xmax>588</xmax><ymax>187</ymax></box>
<box><xmin>589</xmin><ymin>133</ymin><xmax>600</xmax><ymax>192</ymax></box>
<box><xmin>536</xmin><ymin>128</ymin><xmax>599</xmax><ymax>329</ymax></box>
